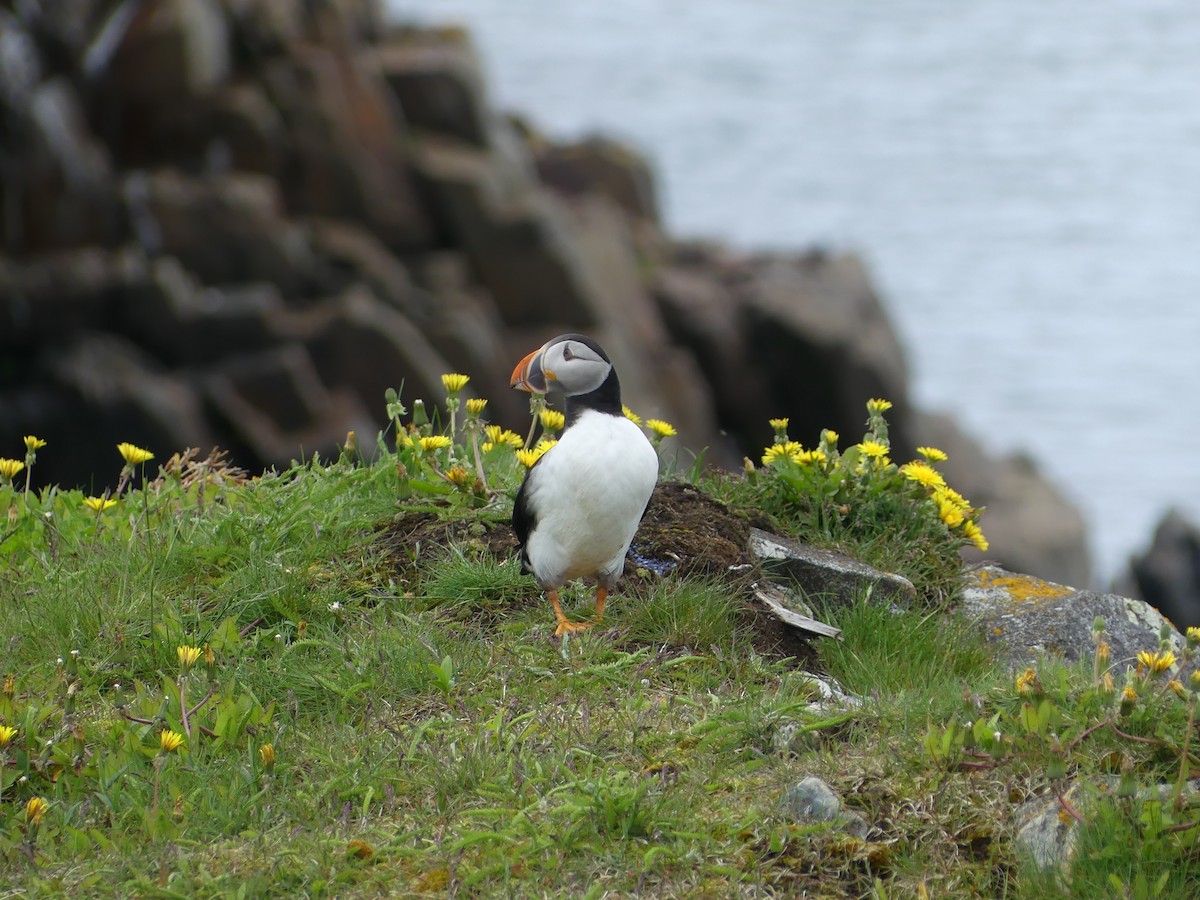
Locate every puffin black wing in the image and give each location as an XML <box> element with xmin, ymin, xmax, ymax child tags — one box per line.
<box><xmin>511</xmin><ymin>462</ymin><xmax>539</xmax><ymax>576</ymax></box>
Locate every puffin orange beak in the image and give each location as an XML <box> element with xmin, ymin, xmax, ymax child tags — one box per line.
<box><xmin>510</xmin><ymin>347</ymin><xmax>551</xmax><ymax>393</ymax></box>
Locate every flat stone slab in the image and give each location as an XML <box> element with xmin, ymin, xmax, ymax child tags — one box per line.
<box><xmin>961</xmin><ymin>565</ymin><xmax>1186</xmax><ymax>672</ymax></box>
<box><xmin>749</xmin><ymin>527</ymin><xmax>916</xmax><ymax>608</ymax></box>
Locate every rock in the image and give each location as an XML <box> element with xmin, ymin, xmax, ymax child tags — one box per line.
<box><xmin>409</xmin><ymin>131</ymin><xmax>596</xmax><ymax>327</ymax></box>
<box><xmin>296</xmin><ymin>286</ymin><xmax>460</xmax><ymax>427</ymax></box>
<box><xmin>208</xmin><ymin>83</ymin><xmax>287</xmax><ymax>175</ymax></box>
<box><xmin>262</xmin><ymin>46</ymin><xmax>433</xmax><ymax>252</ymax></box>
<box><xmin>0</xmin><ymin>248</ymin><xmax>126</xmax><ymax>343</ymax></box>
<box><xmin>104</xmin><ymin>0</ymin><xmax>231</xmax><ymax>105</ymax></box>
<box><xmin>535</xmin><ymin>135</ymin><xmax>661</xmax><ymax>223</ymax></box>
<box><xmin>742</xmin><ymin>251</ymin><xmax>916</xmax><ymax>453</ymax></box>
<box><xmin>202</xmin><ymin>344</ymin><xmax>372</xmax><ymax>467</ymax></box>
<box><xmin>916</xmin><ymin>411</ymin><xmax>1092</xmax><ymax>589</ymax></box>
<box><xmin>126</xmin><ymin>170</ymin><xmax>322</xmax><ymax>296</ymax></box>
<box><xmin>1121</xmin><ymin>510</ymin><xmax>1200</xmax><ymax>629</ymax></box>
<box><xmin>375</xmin><ymin>27</ymin><xmax>492</xmax><ymax>148</ymax></box>
<box><xmin>1</xmin><ymin>75</ymin><xmax>120</xmax><ymax>252</ymax></box>
<box><xmin>1015</xmin><ymin>778</ymin><xmax>1200</xmax><ymax>874</ymax></box>
<box><xmin>960</xmin><ymin>566</ymin><xmax>1186</xmax><ymax>672</ymax></box>
<box><xmin>41</xmin><ymin>334</ymin><xmax>216</xmax><ymax>484</ymax></box>
<box><xmin>779</xmin><ymin>776</ymin><xmax>870</xmax><ymax>838</ymax></box>
<box><xmin>749</xmin><ymin>527</ymin><xmax>917</xmax><ymax>610</ymax></box>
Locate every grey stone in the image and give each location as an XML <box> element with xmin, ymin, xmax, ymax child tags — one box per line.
<box><xmin>779</xmin><ymin>776</ymin><xmax>870</xmax><ymax>838</ymax></box>
<box><xmin>961</xmin><ymin>565</ymin><xmax>1186</xmax><ymax>673</ymax></box>
<box><xmin>750</xmin><ymin>527</ymin><xmax>917</xmax><ymax>610</ymax></box>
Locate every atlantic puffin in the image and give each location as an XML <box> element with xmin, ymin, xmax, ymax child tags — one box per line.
<box><xmin>510</xmin><ymin>334</ymin><xmax>660</xmax><ymax>636</ymax></box>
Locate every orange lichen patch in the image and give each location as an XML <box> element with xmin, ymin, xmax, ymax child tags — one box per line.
<box><xmin>973</xmin><ymin>569</ymin><xmax>1073</xmax><ymax>603</ymax></box>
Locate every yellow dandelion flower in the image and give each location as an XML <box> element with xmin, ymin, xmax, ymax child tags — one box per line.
<box><xmin>762</xmin><ymin>442</ymin><xmax>803</xmax><ymax>466</ymax></box>
<box><xmin>646</xmin><ymin>419</ymin><xmax>677</xmax><ymax>438</ymax></box>
<box><xmin>515</xmin><ymin>449</ymin><xmax>541</xmax><ymax>469</ymax></box>
<box><xmin>1122</xmin><ymin>684</ymin><xmax>1138</xmax><ymax>702</ymax></box>
<box><xmin>440</xmin><ymin>373</ymin><xmax>469</xmax><ymax>393</ymax></box>
<box><xmin>859</xmin><ymin>440</ymin><xmax>889</xmax><ymax>459</ymax></box>
<box><xmin>177</xmin><ymin>645</ymin><xmax>201</xmax><ymax>670</ymax></box>
<box><xmin>481</xmin><ymin>442</ymin><xmax>495</xmax><ymax>452</ymax></box>
<box><xmin>534</xmin><ymin>439</ymin><xmax>558</xmax><ymax>455</ymax></box>
<box><xmin>0</xmin><ymin>458</ymin><xmax>25</xmax><ymax>480</ymax></box>
<box><xmin>962</xmin><ymin>520</ymin><xmax>989</xmax><ymax>552</ymax></box>
<box><xmin>539</xmin><ymin>409</ymin><xmax>566</xmax><ymax>432</ymax></box>
<box><xmin>802</xmin><ymin>449</ymin><xmax>828</xmax><ymax>466</ymax></box>
<box><xmin>23</xmin><ymin>435</ymin><xmax>46</xmax><ymax>451</ymax></box>
<box><xmin>1095</xmin><ymin>640</ymin><xmax>1111</xmax><ymax>666</ymax></box>
<box><xmin>866</xmin><ymin>398</ymin><xmax>893</xmax><ymax>415</ymax></box>
<box><xmin>203</xmin><ymin>644</ymin><xmax>215</xmax><ymax>666</ymax></box>
<box><xmin>259</xmin><ymin>743</ymin><xmax>276</xmax><ymax>768</ymax></box>
<box><xmin>444</xmin><ymin>466</ymin><xmax>470</xmax><ymax>486</ymax></box>
<box><xmin>1016</xmin><ymin>667</ymin><xmax>1039</xmax><ymax>695</ymax></box>
<box><xmin>502</xmin><ymin>430</ymin><xmax>524</xmax><ymax>448</ymax></box>
<box><xmin>768</xmin><ymin>417</ymin><xmax>789</xmax><ymax>433</ymax></box>
<box><xmin>1169</xmin><ymin>678</ymin><xmax>1187</xmax><ymax>698</ymax></box>
<box><xmin>465</xmin><ymin>398</ymin><xmax>488</xmax><ymax>416</ymax></box>
<box><xmin>83</xmin><ymin>496</ymin><xmax>117</xmax><ymax>512</ymax></box>
<box><xmin>917</xmin><ymin>446</ymin><xmax>948</xmax><ymax>462</ymax></box>
<box><xmin>159</xmin><ymin>730</ymin><xmax>185</xmax><ymax>753</ymax></box>
<box><xmin>418</xmin><ymin>435</ymin><xmax>452</xmax><ymax>452</ymax></box>
<box><xmin>117</xmin><ymin>442</ymin><xmax>154</xmax><ymax>465</ymax></box>
<box><xmin>484</xmin><ymin>425</ymin><xmax>503</xmax><ymax>444</ymax></box>
<box><xmin>901</xmin><ymin>461</ymin><xmax>946</xmax><ymax>489</ymax></box>
<box><xmin>25</xmin><ymin>796</ymin><xmax>48</xmax><ymax>826</ymax></box>
<box><xmin>1137</xmin><ymin>650</ymin><xmax>1177</xmax><ymax>675</ymax></box>
<box><xmin>937</xmin><ymin>499</ymin><xmax>965</xmax><ymax>529</ymax></box>
<box><xmin>622</xmin><ymin>405</ymin><xmax>642</xmax><ymax>426</ymax></box>
<box><xmin>0</xmin><ymin>724</ymin><xmax>17</xmax><ymax>747</ymax></box>
<box><xmin>940</xmin><ymin>487</ymin><xmax>971</xmax><ymax>511</ymax></box>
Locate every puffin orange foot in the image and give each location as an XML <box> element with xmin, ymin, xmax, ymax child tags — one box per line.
<box><xmin>554</xmin><ymin>618</ymin><xmax>595</xmax><ymax>637</ymax></box>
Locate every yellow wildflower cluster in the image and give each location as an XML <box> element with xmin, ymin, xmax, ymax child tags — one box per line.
<box><xmin>757</xmin><ymin>400</ymin><xmax>988</xmax><ymax>552</ymax></box>
<box><xmin>516</xmin><ymin>439</ymin><xmax>558</xmax><ymax>469</ymax></box>
<box><xmin>1137</xmin><ymin>649</ymin><xmax>1177</xmax><ymax>676</ymax></box>
<box><xmin>482</xmin><ymin>425</ymin><xmax>524</xmax><ymax>452</ymax></box>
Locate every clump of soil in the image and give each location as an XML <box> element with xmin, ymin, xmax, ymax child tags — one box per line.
<box><xmin>625</xmin><ymin>481</ymin><xmax>757</xmax><ymax>579</ymax></box>
<box><xmin>377</xmin><ymin>481</ymin><xmax>757</xmax><ymax>583</ymax></box>
<box><xmin>375</xmin><ymin>481</ymin><xmax>820</xmax><ymax>664</ymax></box>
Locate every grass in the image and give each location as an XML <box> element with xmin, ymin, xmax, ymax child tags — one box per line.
<box><xmin>2</xmin><ymin>428</ymin><xmax>1199</xmax><ymax>897</ymax></box>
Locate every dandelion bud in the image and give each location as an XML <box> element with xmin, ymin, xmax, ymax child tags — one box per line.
<box><xmin>1092</xmin><ymin>616</ymin><xmax>1107</xmax><ymax>635</ymax></box>
<box><xmin>1095</xmin><ymin>641</ymin><xmax>1111</xmax><ymax>666</ymax></box>
<box><xmin>259</xmin><ymin>742</ymin><xmax>276</xmax><ymax>769</ymax></box>
<box><xmin>25</xmin><ymin>796</ymin><xmax>48</xmax><ymax>827</ymax></box>
<box><xmin>1187</xmin><ymin>626</ymin><xmax>1200</xmax><ymax>647</ymax></box>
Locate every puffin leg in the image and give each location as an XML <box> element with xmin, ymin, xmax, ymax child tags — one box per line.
<box><xmin>549</xmin><ymin>588</ymin><xmax>593</xmax><ymax>636</ymax></box>
<box><xmin>591</xmin><ymin>586</ymin><xmax>608</xmax><ymax>625</ymax></box>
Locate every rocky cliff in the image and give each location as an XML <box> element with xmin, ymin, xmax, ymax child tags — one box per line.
<box><xmin>0</xmin><ymin>0</ymin><xmax>1089</xmax><ymax>586</ymax></box>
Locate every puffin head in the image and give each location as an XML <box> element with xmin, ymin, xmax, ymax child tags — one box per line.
<box><xmin>510</xmin><ymin>334</ymin><xmax>614</xmax><ymax>398</ymax></box>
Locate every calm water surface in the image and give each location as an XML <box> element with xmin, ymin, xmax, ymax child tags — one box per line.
<box><xmin>399</xmin><ymin>0</ymin><xmax>1200</xmax><ymax>584</ymax></box>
